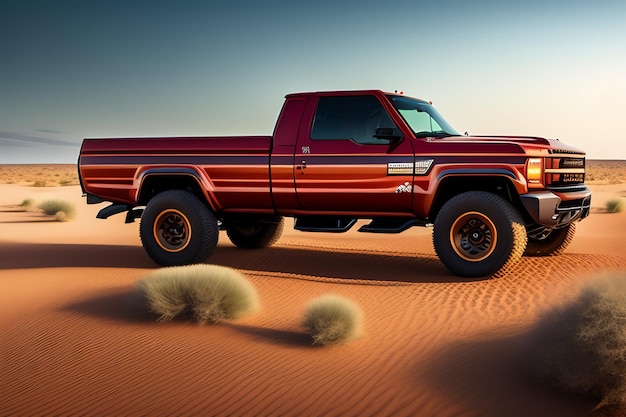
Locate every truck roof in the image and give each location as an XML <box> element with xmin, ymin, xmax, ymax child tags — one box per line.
<box><xmin>284</xmin><ymin>90</ymin><xmax>432</xmax><ymax>105</ymax></box>
<box><xmin>285</xmin><ymin>90</ymin><xmax>406</xmax><ymax>99</ymax></box>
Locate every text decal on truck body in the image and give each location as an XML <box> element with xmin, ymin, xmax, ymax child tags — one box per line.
<box><xmin>387</xmin><ymin>159</ymin><xmax>434</xmax><ymax>176</ymax></box>
<box><xmin>387</xmin><ymin>163</ymin><xmax>413</xmax><ymax>175</ymax></box>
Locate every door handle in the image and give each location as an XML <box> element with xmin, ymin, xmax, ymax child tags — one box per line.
<box><xmin>297</xmin><ymin>160</ymin><xmax>307</xmax><ymax>170</ymax></box>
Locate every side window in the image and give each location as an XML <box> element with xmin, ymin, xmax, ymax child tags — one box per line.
<box><xmin>311</xmin><ymin>96</ymin><xmax>398</xmax><ymax>144</ymax></box>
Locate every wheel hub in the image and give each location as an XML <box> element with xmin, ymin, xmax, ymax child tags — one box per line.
<box><xmin>451</xmin><ymin>212</ymin><xmax>497</xmax><ymax>262</ymax></box>
<box><xmin>154</xmin><ymin>209</ymin><xmax>192</xmax><ymax>252</ymax></box>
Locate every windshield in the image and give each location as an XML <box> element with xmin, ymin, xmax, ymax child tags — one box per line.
<box><xmin>387</xmin><ymin>95</ymin><xmax>460</xmax><ymax>138</ymax></box>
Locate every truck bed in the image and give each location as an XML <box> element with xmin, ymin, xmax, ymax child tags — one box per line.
<box><xmin>79</xmin><ymin>136</ymin><xmax>274</xmax><ymax>210</ymax></box>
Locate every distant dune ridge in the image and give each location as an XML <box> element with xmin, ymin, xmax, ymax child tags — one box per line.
<box><xmin>0</xmin><ymin>164</ymin><xmax>78</xmax><ymax>186</ymax></box>
<box><xmin>0</xmin><ymin>164</ymin><xmax>625</xmax><ymax>416</ymax></box>
<box><xmin>585</xmin><ymin>160</ymin><xmax>626</xmax><ymax>184</ymax></box>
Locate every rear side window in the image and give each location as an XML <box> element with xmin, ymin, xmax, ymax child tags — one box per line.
<box><xmin>311</xmin><ymin>96</ymin><xmax>398</xmax><ymax>144</ymax></box>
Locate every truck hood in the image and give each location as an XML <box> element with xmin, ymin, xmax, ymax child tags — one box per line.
<box><xmin>434</xmin><ymin>134</ymin><xmax>585</xmax><ymax>155</ymax></box>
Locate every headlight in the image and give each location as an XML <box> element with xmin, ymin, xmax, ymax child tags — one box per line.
<box><xmin>526</xmin><ymin>158</ymin><xmax>543</xmax><ymax>187</ymax></box>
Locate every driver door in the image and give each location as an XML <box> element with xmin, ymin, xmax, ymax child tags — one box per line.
<box><xmin>294</xmin><ymin>94</ymin><xmax>415</xmax><ymax>214</ymax></box>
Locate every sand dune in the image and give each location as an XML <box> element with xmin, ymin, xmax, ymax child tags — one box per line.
<box><xmin>1</xmin><ymin>180</ymin><xmax>625</xmax><ymax>416</ymax></box>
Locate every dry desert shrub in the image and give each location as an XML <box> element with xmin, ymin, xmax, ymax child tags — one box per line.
<box><xmin>303</xmin><ymin>294</ymin><xmax>363</xmax><ymax>346</ymax></box>
<box><xmin>19</xmin><ymin>198</ymin><xmax>33</xmax><ymax>208</ymax></box>
<box><xmin>527</xmin><ymin>271</ymin><xmax>626</xmax><ymax>411</ymax></box>
<box><xmin>606</xmin><ymin>198</ymin><xmax>624</xmax><ymax>213</ymax></box>
<box><xmin>54</xmin><ymin>211</ymin><xmax>69</xmax><ymax>221</ymax></box>
<box><xmin>37</xmin><ymin>199</ymin><xmax>75</xmax><ymax>221</ymax></box>
<box><xmin>136</xmin><ymin>264</ymin><xmax>259</xmax><ymax>324</ymax></box>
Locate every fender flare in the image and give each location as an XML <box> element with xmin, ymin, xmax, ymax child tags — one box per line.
<box><xmin>435</xmin><ymin>168</ymin><xmax>519</xmax><ymax>182</ymax></box>
<box><xmin>425</xmin><ymin>168</ymin><xmax>525</xmax><ymax>220</ymax></box>
<box><xmin>135</xmin><ymin>166</ymin><xmax>220</xmax><ymax>212</ymax></box>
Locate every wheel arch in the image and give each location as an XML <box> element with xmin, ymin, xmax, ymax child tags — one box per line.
<box><xmin>428</xmin><ymin>172</ymin><xmax>529</xmax><ymax>223</ymax></box>
<box><xmin>136</xmin><ymin>168</ymin><xmax>219</xmax><ymax>212</ymax></box>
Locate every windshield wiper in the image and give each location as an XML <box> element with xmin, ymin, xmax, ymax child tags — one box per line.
<box><xmin>413</xmin><ymin>131</ymin><xmax>457</xmax><ymax>138</ymax></box>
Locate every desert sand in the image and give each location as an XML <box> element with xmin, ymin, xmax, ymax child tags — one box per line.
<box><xmin>1</xmin><ymin>164</ymin><xmax>626</xmax><ymax>416</ymax></box>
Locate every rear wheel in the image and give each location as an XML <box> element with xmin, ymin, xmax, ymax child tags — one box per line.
<box><xmin>140</xmin><ymin>190</ymin><xmax>218</xmax><ymax>266</ymax></box>
<box><xmin>225</xmin><ymin>217</ymin><xmax>284</xmax><ymax>249</ymax></box>
<box><xmin>433</xmin><ymin>191</ymin><xmax>527</xmax><ymax>278</ymax></box>
<box><xmin>524</xmin><ymin>223</ymin><xmax>576</xmax><ymax>256</ymax></box>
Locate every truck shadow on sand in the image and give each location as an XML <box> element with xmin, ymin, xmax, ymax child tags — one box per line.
<box><xmin>0</xmin><ymin>242</ymin><xmax>154</xmax><ymax>269</ymax></box>
<box><xmin>0</xmin><ymin>240</ymin><xmax>460</xmax><ymax>283</ymax></box>
<box><xmin>211</xmin><ymin>245</ymin><xmax>455</xmax><ymax>284</ymax></box>
<box><xmin>3</xmin><ymin>241</ymin><xmax>619</xmax><ymax>284</ymax></box>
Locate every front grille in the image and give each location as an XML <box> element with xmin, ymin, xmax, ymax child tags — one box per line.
<box><xmin>545</xmin><ymin>156</ymin><xmax>586</xmax><ymax>188</ymax></box>
<box><xmin>548</xmin><ymin>148</ymin><xmax>585</xmax><ymax>155</ymax></box>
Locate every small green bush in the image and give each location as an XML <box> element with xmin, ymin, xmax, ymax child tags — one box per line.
<box><xmin>136</xmin><ymin>264</ymin><xmax>259</xmax><ymax>324</ymax></box>
<box><xmin>606</xmin><ymin>198</ymin><xmax>624</xmax><ymax>213</ymax></box>
<box><xmin>37</xmin><ymin>199</ymin><xmax>76</xmax><ymax>221</ymax></box>
<box><xmin>303</xmin><ymin>294</ymin><xmax>363</xmax><ymax>346</ymax></box>
<box><xmin>527</xmin><ymin>271</ymin><xmax>626</xmax><ymax>411</ymax></box>
<box><xmin>19</xmin><ymin>198</ymin><xmax>33</xmax><ymax>208</ymax></box>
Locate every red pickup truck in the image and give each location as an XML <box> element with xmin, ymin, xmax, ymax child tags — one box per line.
<box><xmin>78</xmin><ymin>90</ymin><xmax>591</xmax><ymax>277</ymax></box>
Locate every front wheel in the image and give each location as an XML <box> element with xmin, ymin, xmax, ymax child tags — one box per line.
<box><xmin>433</xmin><ymin>191</ymin><xmax>528</xmax><ymax>278</ymax></box>
<box><xmin>524</xmin><ymin>223</ymin><xmax>576</xmax><ymax>256</ymax></box>
<box><xmin>140</xmin><ymin>190</ymin><xmax>218</xmax><ymax>266</ymax></box>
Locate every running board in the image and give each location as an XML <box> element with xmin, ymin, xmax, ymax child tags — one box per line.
<box><xmin>294</xmin><ymin>217</ymin><xmax>357</xmax><ymax>233</ymax></box>
<box><xmin>358</xmin><ymin>218</ymin><xmax>430</xmax><ymax>233</ymax></box>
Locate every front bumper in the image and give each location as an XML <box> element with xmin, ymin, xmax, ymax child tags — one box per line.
<box><xmin>520</xmin><ymin>188</ymin><xmax>591</xmax><ymax>227</ymax></box>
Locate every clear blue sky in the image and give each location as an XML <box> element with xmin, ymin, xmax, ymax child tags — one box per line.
<box><xmin>1</xmin><ymin>0</ymin><xmax>625</xmax><ymax>163</ymax></box>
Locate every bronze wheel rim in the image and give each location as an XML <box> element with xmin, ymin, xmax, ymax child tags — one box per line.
<box><xmin>153</xmin><ymin>209</ymin><xmax>192</xmax><ymax>252</ymax></box>
<box><xmin>450</xmin><ymin>211</ymin><xmax>497</xmax><ymax>262</ymax></box>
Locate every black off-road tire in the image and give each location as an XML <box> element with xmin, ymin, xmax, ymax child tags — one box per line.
<box><xmin>225</xmin><ymin>217</ymin><xmax>284</xmax><ymax>249</ymax></box>
<box><xmin>524</xmin><ymin>223</ymin><xmax>576</xmax><ymax>257</ymax></box>
<box><xmin>140</xmin><ymin>190</ymin><xmax>218</xmax><ymax>266</ymax></box>
<box><xmin>433</xmin><ymin>191</ymin><xmax>528</xmax><ymax>278</ymax></box>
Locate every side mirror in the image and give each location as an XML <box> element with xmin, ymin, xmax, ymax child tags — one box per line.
<box><xmin>374</xmin><ymin>127</ymin><xmax>402</xmax><ymax>142</ymax></box>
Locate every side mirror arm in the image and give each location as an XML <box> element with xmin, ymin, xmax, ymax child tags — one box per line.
<box><xmin>374</xmin><ymin>127</ymin><xmax>403</xmax><ymax>152</ymax></box>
